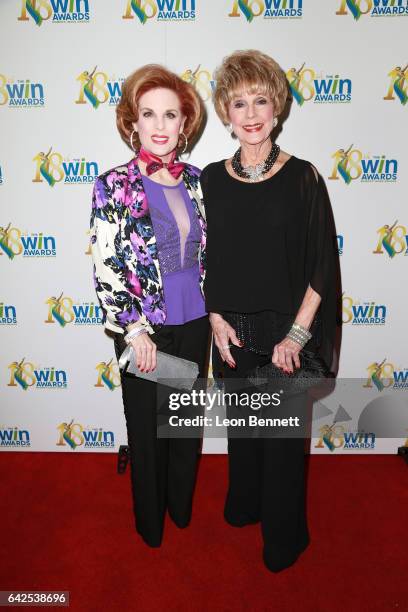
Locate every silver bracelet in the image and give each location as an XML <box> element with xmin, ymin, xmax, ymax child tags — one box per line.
<box><xmin>124</xmin><ymin>327</ymin><xmax>147</xmax><ymax>344</ymax></box>
<box><xmin>287</xmin><ymin>332</ymin><xmax>307</xmax><ymax>348</ymax></box>
<box><xmin>286</xmin><ymin>322</ymin><xmax>312</xmax><ymax>348</ymax></box>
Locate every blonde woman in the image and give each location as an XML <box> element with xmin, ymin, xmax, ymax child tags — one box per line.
<box><xmin>202</xmin><ymin>50</ymin><xmax>337</xmax><ymax>572</ymax></box>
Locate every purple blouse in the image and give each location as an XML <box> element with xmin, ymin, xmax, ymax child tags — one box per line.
<box><xmin>142</xmin><ymin>175</ymin><xmax>206</xmax><ymax>325</ymax></box>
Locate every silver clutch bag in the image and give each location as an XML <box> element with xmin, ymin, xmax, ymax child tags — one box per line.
<box><xmin>118</xmin><ymin>344</ymin><xmax>199</xmax><ymax>391</ymax></box>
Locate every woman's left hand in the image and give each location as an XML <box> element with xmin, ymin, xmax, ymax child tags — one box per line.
<box><xmin>272</xmin><ymin>337</ymin><xmax>302</xmax><ymax>374</ymax></box>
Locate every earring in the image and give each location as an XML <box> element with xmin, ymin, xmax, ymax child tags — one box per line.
<box><xmin>178</xmin><ymin>132</ymin><xmax>188</xmax><ymax>155</ymax></box>
<box><xmin>226</xmin><ymin>123</ymin><xmax>233</xmax><ymax>133</ymax></box>
<box><xmin>130</xmin><ymin>129</ymin><xmax>138</xmax><ymax>152</ymax></box>
<box><xmin>273</xmin><ymin>117</ymin><xmax>278</xmax><ymax>128</ymax></box>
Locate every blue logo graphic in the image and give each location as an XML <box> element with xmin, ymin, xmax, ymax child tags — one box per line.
<box><xmin>33</xmin><ymin>148</ymin><xmax>98</xmax><ymax>186</ymax></box>
<box><xmin>76</xmin><ymin>68</ymin><xmax>123</xmax><ymax>108</ymax></box>
<box><xmin>123</xmin><ymin>0</ymin><xmax>196</xmax><ymax>23</ymax></box>
<box><xmin>0</xmin><ymin>303</ymin><xmax>17</xmax><ymax>325</ymax></box>
<box><xmin>57</xmin><ymin>420</ymin><xmax>115</xmax><ymax>449</ymax></box>
<box><xmin>229</xmin><ymin>0</ymin><xmax>303</xmax><ymax>21</ymax></box>
<box><xmin>0</xmin><ymin>225</ymin><xmax>56</xmax><ymax>259</ymax></box>
<box><xmin>364</xmin><ymin>359</ymin><xmax>407</xmax><ymax>392</ymax></box>
<box><xmin>343</xmin><ymin>295</ymin><xmax>387</xmax><ymax>325</ymax></box>
<box><xmin>8</xmin><ymin>359</ymin><xmax>68</xmax><ymax>390</ymax></box>
<box><xmin>343</xmin><ymin>432</ymin><xmax>376</xmax><ymax>450</ymax></box>
<box><xmin>316</xmin><ymin>425</ymin><xmax>376</xmax><ymax>451</ymax></box>
<box><xmin>0</xmin><ymin>427</ymin><xmax>31</xmax><ymax>447</ymax></box>
<box><xmin>286</xmin><ymin>65</ymin><xmax>352</xmax><ymax>105</ymax></box>
<box><xmin>336</xmin><ymin>234</ymin><xmax>344</xmax><ymax>255</ymax></box>
<box><xmin>0</xmin><ymin>74</ymin><xmax>45</xmax><ymax>107</ymax></box>
<box><xmin>393</xmin><ymin>369</ymin><xmax>408</xmax><ymax>389</ymax></box>
<box><xmin>18</xmin><ymin>0</ymin><xmax>90</xmax><ymax>25</ymax></box>
<box><xmin>45</xmin><ymin>294</ymin><xmax>102</xmax><ymax>326</ymax></box>
<box><xmin>336</xmin><ymin>0</ymin><xmax>408</xmax><ymax>20</ymax></box>
<box><xmin>329</xmin><ymin>146</ymin><xmax>398</xmax><ymax>184</ymax></box>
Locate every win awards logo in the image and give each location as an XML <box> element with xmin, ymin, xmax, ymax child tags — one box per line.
<box><xmin>7</xmin><ymin>358</ymin><xmax>68</xmax><ymax>390</ymax></box>
<box><xmin>0</xmin><ymin>427</ymin><xmax>31</xmax><ymax>448</ymax></box>
<box><xmin>286</xmin><ymin>64</ymin><xmax>352</xmax><ymax>105</ymax></box>
<box><xmin>336</xmin><ymin>0</ymin><xmax>408</xmax><ymax>19</ymax></box>
<box><xmin>0</xmin><ymin>224</ymin><xmax>56</xmax><ymax>259</ymax></box>
<box><xmin>18</xmin><ymin>0</ymin><xmax>90</xmax><ymax>25</ymax></box>
<box><xmin>364</xmin><ymin>359</ymin><xmax>408</xmax><ymax>391</ymax></box>
<box><xmin>76</xmin><ymin>67</ymin><xmax>123</xmax><ymax>108</ymax></box>
<box><xmin>373</xmin><ymin>221</ymin><xmax>408</xmax><ymax>258</ymax></box>
<box><xmin>0</xmin><ymin>74</ymin><xmax>45</xmax><ymax>107</ymax></box>
<box><xmin>329</xmin><ymin>145</ymin><xmax>398</xmax><ymax>184</ymax></box>
<box><xmin>342</xmin><ymin>295</ymin><xmax>387</xmax><ymax>325</ymax></box>
<box><xmin>314</xmin><ymin>405</ymin><xmax>375</xmax><ymax>451</ymax></box>
<box><xmin>0</xmin><ymin>303</ymin><xmax>17</xmax><ymax>325</ymax></box>
<box><xmin>315</xmin><ymin>425</ymin><xmax>376</xmax><ymax>451</ymax></box>
<box><xmin>384</xmin><ymin>64</ymin><xmax>408</xmax><ymax>106</ymax></box>
<box><xmin>122</xmin><ymin>0</ymin><xmax>196</xmax><ymax>23</ymax></box>
<box><xmin>57</xmin><ymin>420</ymin><xmax>115</xmax><ymax>450</ymax></box>
<box><xmin>229</xmin><ymin>0</ymin><xmax>303</xmax><ymax>20</ymax></box>
<box><xmin>45</xmin><ymin>292</ymin><xmax>102</xmax><ymax>326</ymax></box>
<box><xmin>33</xmin><ymin>147</ymin><xmax>98</xmax><ymax>186</ymax></box>
<box><xmin>95</xmin><ymin>359</ymin><xmax>121</xmax><ymax>391</ymax></box>
<box><xmin>180</xmin><ymin>66</ymin><xmax>215</xmax><ymax>102</ymax></box>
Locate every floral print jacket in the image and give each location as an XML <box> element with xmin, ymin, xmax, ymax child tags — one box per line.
<box><xmin>90</xmin><ymin>153</ymin><xmax>206</xmax><ymax>335</ymax></box>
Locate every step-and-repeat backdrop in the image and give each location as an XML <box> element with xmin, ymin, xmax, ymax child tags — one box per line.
<box><xmin>1</xmin><ymin>0</ymin><xmax>407</xmax><ymax>454</ymax></box>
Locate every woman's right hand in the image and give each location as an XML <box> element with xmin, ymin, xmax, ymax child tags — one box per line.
<box><xmin>209</xmin><ymin>313</ymin><xmax>242</xmax><ymax>369</ymax></box>
<box><xmin>130</xmin><ymin>332</ymin><xmax>157</xmax><ymax>373</ymax></box>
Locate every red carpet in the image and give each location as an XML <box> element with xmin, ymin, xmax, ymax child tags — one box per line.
<box><xmin>0</xmin><ymin>453</ymin><xmax>407</xmax><ymax>612</ymax></box>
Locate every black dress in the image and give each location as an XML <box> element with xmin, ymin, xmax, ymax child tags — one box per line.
<box><xmin>201</xmin><ymin>156</ymin><xmax>337</xmax><ymax>572</ymax></box>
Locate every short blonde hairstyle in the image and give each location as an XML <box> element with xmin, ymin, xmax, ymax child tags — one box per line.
<box><xmin>213</xmin><ymin>50</ymin><xmax>288</xmax><ymax>125</ymax></box>
<box><xmin>116</xmin><ymin>64</ymin><xmax>204</xmax><ymax>150</ymax></box>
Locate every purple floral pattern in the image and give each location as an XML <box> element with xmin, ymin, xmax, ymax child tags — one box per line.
<box><xmin>90</xmin><ymin>152</ymin><xmax>206</xmax><ymax>334</ymax></box>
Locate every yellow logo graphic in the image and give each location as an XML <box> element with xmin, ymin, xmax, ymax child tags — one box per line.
<box><xmin>364</xmin><ymin>359</ymin><xmax>395</xmax><ymax>392</ymax></box>
<box><xmin>95</xmin><ymin>359</ymin><xmax>121</xmax><ymax>390</ymax></box>
<box><xmin>373</xmin><ymin>221</ymin><xmax>408</xmax><ymax>258</ymax></box>
<box><xmin>180</xmin><ymin>65</ymin><xmax>215</xmax><ymax>102</ymax></box>
<box><xmin>33</xmin><ymin>146</ymin><xmax>98</xmax><ymax>186</ymax></box>
<box><xmin>122</xmin><ymin>0</ymin><xmax>158</xmax><ymax>20</ymax></box>
<box><xmin>45</xmin><ymin>292</ymin><xmax>74</xmax><ymax>326</ymax></box>
<box><xmin>57</xmin><ymin>420</ymin><xmax>115</xmax><ymax>449</ymax></box>
<box><xmin>76</xmin><ymin>66</ymin><xmax>122</xmax><ymax>108</ymax></box>
<box><xmin>0</xmin><ymin>224</ymin><xmax>23</xmax><ymax>258</ymax></box>
<box><xmin>329</xmin><ymin>145</ymin><xmax>361</xmax><ymax>183</ymax></box>
<box><xmin>44</xmin><ymin>292</ymin><xmax>102</xmax><ymax>326</ymax></box>
<box><xmin>56</xmin><ymin>419</ymin><xmax>84</xmax><ymax>449</ymax></box>
<box><xmin>315</xmin><ymin>424</ymin><xmax>345</xmax><ymax>450</ymax></box>
<box><xmin>7</xmin><ymin>358</ymin><xmax>36</xmax><ymax>390</ymax></box>
<box><xmin>33</xmin><ymin>147</ymin><xmax>63</xmax><ymax>186</ymax></box>
<box><xmin>384</xmin><ymin>64</ymin><xmax>408</xmax><ymax>105</ymax></box>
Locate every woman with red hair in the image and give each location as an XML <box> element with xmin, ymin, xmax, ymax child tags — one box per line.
<box><xmin>90</xmin><ymin>65</ymin><xmax>209</xmax><ymax>547</ymax></box>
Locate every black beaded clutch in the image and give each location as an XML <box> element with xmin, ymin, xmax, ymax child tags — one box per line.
<box><xmin>247</xmin><ymin>349</ymin><xmax>331</xmax><ymax>396</ymax></box>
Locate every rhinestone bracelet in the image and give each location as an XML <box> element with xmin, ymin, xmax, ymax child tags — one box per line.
<box><xmin>289</xmin><ymin>325</ymin><xmax>312</xmax><ymax>340</ymax></box>
<box><xmin>287</xmin><ymin>322</ymin><xmax>312</xmax><ymax>348</ymax></box>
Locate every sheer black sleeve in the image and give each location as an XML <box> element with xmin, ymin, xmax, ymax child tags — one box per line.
<box><xmin>305</xmin><ymin>167</ymin><xmax>339</xmax><ymax>370</ymax></box>
<box><xmin>201</xmin><ymin>163</ymin><xmax>223</xmax><ymax>315</ymax></box>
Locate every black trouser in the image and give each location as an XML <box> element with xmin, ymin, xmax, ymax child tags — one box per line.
<box><xmin>114</xmin><ymin>315</ymin><xmax>209</xmax><ymax>547</ymax></box>
<box><xmin>217</xmin><ymin>344</ymin><xmax>310</xmax><ymax>572</ymax></box>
